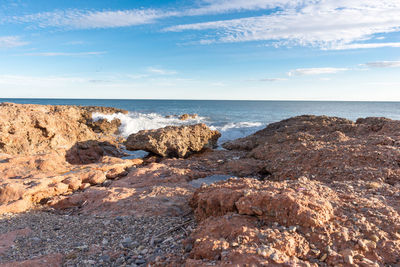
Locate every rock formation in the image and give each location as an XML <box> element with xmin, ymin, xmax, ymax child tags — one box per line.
<box><xmin>179</xmin><ymin>113</ymin><xmax>198</xmax><ymax>120</ymax></box>
<box><xmin>125</xmin><ymin>123</ymin><xmax>221</xmax><ymax>157</ymax></box>
<box><xmin>0</xmin><ymin>105</ymin><xmax>399</xmax><ymax>266</ymax></box>
<box><xmin>178</xmin><ymin>115</ymin><xmax>400</xmax><ymax>266</ymax></box>
<box><xmin>0</xmin><ymin>102</ymin><xmax>126</xmax><ymax>155</ymax></box>
<box><xmin>223</xmin><ymin>115</ymin><xmax>400</xmax><ymax>184</ymax></box>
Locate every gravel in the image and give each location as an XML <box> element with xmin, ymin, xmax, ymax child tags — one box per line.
<box><xmin>0</xmin><ymin>209</ymin><xmax>195</xmax><ymax>266</ymax></box>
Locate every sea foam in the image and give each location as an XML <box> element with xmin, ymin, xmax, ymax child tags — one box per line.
<box><xmin>92</xmin><ymin>112</ymin><xmax>206</xmax><ymax>137</ymax></box>
<box><xmin>92</xmin><ymin>112</ymin><xmax>263</xmax><ymax>143</ymax></box>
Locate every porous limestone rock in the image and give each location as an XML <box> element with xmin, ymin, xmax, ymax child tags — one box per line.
<box><xmin>125</xmin><ymin>123</ymin><xmax>221</xmax><ymax>157</ymax></box>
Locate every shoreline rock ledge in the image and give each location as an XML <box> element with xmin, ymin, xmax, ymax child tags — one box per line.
<box><xmin>125</xmin><ymin>123</ymin><xmax>221</xmax><ymax>157</ymax></box>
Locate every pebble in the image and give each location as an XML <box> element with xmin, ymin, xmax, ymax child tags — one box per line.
<box><xmin>99</xmin><ymin>255</ymin><xmax>110</xmax><ymax>262</ymax></box>
<box><xmin>30</xmin><ymin>237</ymin><xmax>41</xmax><ymax>245</ymax></box>
<box><xmin>0</xmin><ymin>211</ymin><xmax>195</xmax><ymax>266</ymax></box>
<box><xmin>358</xmin><ymin>239</ymin><xmax>368</xmax><ymax>251</ymax></box>
<box><xmin>369</xmin><ymin>234</ymin><xmax>379</xmax><ymax>242</ymax></box>
<box><xmin>230</xmin><ymin>242</ymin><xmax>239</xmax><ymax>247</ymax></box>
<box><xmin>184</xmin><ymin>243</ymin><xmax>193</xmax><ymax>252</ymax></box>
<box><xmin>116</xmin><ymin>257</ymin><xmax>125</xmax><ymax>265</ymax></box>
<box><xmin>344</xmin><ymin>255</ymin><xmax>354</xmax><ymax>265</ymax></box>
<box><xmin>121</xmin><ymin>237</ymin><xmax>133</xmax><ymax>247</ymax></box>
<box><xmin>251</xmin><ymin>206</ymin><xmax>263</xmax><ymax>216</ymax></box>
<box><xmin>135</xmin><ymin>259</ymin><xmax>146</xmax><ymax>264</ymax></box>
<box><xmin>270</xmin><ymin>253</ymin><xmax>280</xmax><ymax>262</ymax></box>
<box><xmin>256</xmin><ymin>248</ymin><xmax>267</xmax><ymax>257</ymax></box>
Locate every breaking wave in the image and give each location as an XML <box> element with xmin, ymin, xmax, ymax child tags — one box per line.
<box><xmin>92</xmin><ymin>112</ymin><xmax>264</xmax><ymax>143</ymax></box>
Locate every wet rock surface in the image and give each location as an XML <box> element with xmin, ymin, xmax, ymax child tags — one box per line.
<box><xmin>125</xmin><ymin>123</ymin><xmax>221</xmax><ymax>157</ymax></box>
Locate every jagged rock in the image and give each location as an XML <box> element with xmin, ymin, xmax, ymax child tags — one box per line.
<box><xmin>0</xmin><ymin>103</ymin><xmax>127</xmax><ymax>155</ymax></box>
<box><xmin>125</xmin><ymin>124</ymin><xmax>221</xmax><ymax>157</ymax></box>
<box><xmin>86</xmin><ymin>118</ymin><xmax>121</xmax><ymax>135</ymax></box>
<box><xmin>179</xmin><ymin>113</ymin><xmax>198</xmax><ymax>120</ymax></box>
<box><xmin>65</xmin><ymin>140</ymin><xmax>127</xmax><ymax>165</ymax></box>
<box><xmin>190</xmin><ymin>178</ymin><xmax>334</xmax><ymax>227</ymax></box>
<box><xmin>223</xmin><ymin>115</ymin><xmax>400</xmax><ymax>184</ymax></box>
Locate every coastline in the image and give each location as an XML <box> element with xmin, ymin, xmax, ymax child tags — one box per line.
<box><xmin>0</xmin><ymin>103</ymin><xmax>399</xmax><ymax>266</ymax></box>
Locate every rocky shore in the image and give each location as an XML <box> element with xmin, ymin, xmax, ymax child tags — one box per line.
<box><xmin>0</xmin><ymin>103</ymin><xmax>399</xmax><ymax>266</ymax></box>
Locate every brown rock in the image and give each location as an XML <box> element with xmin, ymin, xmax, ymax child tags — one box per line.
<box><xmin>87</xmin><ymin>118</ymin><xmax>121</xmax><ymax>135</ymax></box>
<box><xmin>179</xmin><ymin>113</ymin><xmax>198</xmax><ymax>120</ymax></box>
<box><xmin>223</xmin><ymin>115</ymin><xmax>400</xmax><ymax>184</ymax></box>
<box><xmin>65</xmin><ymin>140</ymin><xmax>126</xmax><ymax>165</ymax></box>
<box><xmin>125</xmin><ymin>123</ymin><xmax>221</xmax><ymax>157</ymax></box>
<box><xmin>0</xmin><ymin>103</ymin><xmax>127</xmax><ymax>156</ymax></box>
<box><xmin>190</xmin><ymin>178</ymin><xmax>334</xmax><ymax>228</ymax></box>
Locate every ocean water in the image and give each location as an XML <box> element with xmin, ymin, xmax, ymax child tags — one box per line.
<box><xmin>2</xmin><ymin>98</ymin><xmax>400</xmax><ymax>143</ymax></box>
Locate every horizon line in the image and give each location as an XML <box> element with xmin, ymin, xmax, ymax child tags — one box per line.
<box><xmin>2</xmin><ymin>97</ymin><xmax>400</xmax><ymax>103</ymax></box>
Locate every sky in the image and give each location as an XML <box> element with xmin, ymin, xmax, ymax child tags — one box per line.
<box><xmin>0</xmin><ymin>0</ymin><xmax>400</xmax><ymax>100</ymax></box>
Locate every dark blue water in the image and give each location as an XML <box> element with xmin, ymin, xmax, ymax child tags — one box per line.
<box><xmin>3</xmin><ymin>98</ymin><xmax>400</xmax><ymax>122</ymax></box>
<box><xmin>2</xmin><ymin>98</ymin><xmax>400</xmax><ymax>142</ymax></box>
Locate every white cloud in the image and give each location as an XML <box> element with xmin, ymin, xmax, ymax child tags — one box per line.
<box><xmin>22</xmin><ymin>51</ymin><xmax>105</xmax><ymax>56</ymax></box>
<box><xmin>14</xmin><ymin>9</ymin><xmax>175</xmax><ymax>29</ymax></box>
<box><xmin>7</xmin><ymin>1</ymin><xmax>400</xmax><ymax>50</ymax></box>
<box><xmin>331</xmin><ymin>42</ymin><xmax>400</xmax><ymax>50</ymax></box>
<box><xmin>288</xmin><ymin>67</ymin><xmax>348</xmax><ymax>76</ymax></box>
<box><xmin>165</xmin><ymin>0</ymin><xmax>400</xmax><ymax>49</ymax></box>
<box><xmin>364</xmin><ymin>61</ymin><xmax>400</xmax><ymax>68</ymax></box>
<box><xmin>0</xmin><ymin>36</ymin><xmax>28</xmax><ymax>48</ymax></box>
<box><xmin>146</xmin><ymin>67</ymin><xmax>177</xmax><ymax>75</ymax></box>
<box><xmin>259</xmin><ymin>78</ymin><xmax>287</xmax><ymax>82</ymax></box>
<box><xmin>186</xmin><ymin>0</ymin><xmax>301</xmax><ymax>15</ymax></box>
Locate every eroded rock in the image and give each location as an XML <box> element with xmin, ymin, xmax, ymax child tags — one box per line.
<box><xmin>223</xmin><ymin>115</ymin><xmax>400</xmax><ymax>184</ymax></box>
<box><xmin>125</xmin><ymin>123</ymin><xmax>221</xmax><ymax>157</ymax></box>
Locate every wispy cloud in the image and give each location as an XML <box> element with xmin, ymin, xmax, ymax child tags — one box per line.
<box><xmin>13</xmin><ymin>9</ymin><xmax>176</xmax><ymax>29</ymax></box>
<box><xmin>146</xmin><ymin>67</ymin><xmax>177</xmax><ymax>75</ymax></box>
<box><xmin>364</xmin><ymin>61</ymin><xmax>400</xmax><ymax>68</ymax></box>
<box><xmin>259</xmin><ymin>78</ymin><xmax>287</xmax><ymax>82</ymax></box>
<box><xmin>0</xmin><ymin>36</ymin><xmax>28</xmax><ymax>48</ymax></box>
<box><xmin>186</xmin><ymin>0</ymin><xmax>299</xmax><ymax>15</ymax></box>
<box><xmin>330</xmin><ymin>42</ymin><xmax>400</xmax><ymax>50</ymax></box>
<box><xmin>288</xmin><ymin>67</ymin><xmax>348</xmax><ymax>76</ymax></box>
<box><xmin>21</xmin><ymin>51</ymin><xmax>105</xmax><ymax>56</ymax></box>
<box><xmin>165</xmin><ymin>0</ymin><xmax>400</xmax><ymax>49</ymax></box>
<box><xmin>6</xmin><ymin>1</ymin><xmax>400</xmax><ymax>50</ymax></box>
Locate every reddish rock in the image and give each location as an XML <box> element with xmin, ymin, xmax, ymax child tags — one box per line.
<box><xmin>65</xmin><ymin>140</ymin><xmax>126</xmax><ymax>165</ymax></box>
<box><xmin>0</xmin><ymin>102</ymin><xmax>127</xmax><ymax>156</ymax></box>
<box><xmin>190</xmin><ymin>178</ymin><xmax>334</xmax><ymax>227</ymax></box>
<box><xmin>125</xmin><ymin>123</ymin><xmax>221</xmax><ymax>157</ymax></box>
<box><xmin>0</xmin><ymin>228</ymin><xmax>32</xmax><ymax>255</ymax></box>
<box><xmin>0</xmin><ymin>253</ymin><xmax>64</xmax><ymax>267</ymax></box>
<box><xmin>223</xmin><ymin>115</ymin><xmax>400</xmax><ymax>184</ymax></box>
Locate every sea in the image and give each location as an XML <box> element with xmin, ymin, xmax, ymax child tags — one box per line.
<box><xmin>2</xmin><ymin>99</ymin><xmax>400</xmax><ymax>144</ymax></box>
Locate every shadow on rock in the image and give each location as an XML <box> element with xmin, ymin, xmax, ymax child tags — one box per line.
<box><xmin>66</xmin><ymin>140</ymin><xmax>127</xmax><ymax>165</ymax></box>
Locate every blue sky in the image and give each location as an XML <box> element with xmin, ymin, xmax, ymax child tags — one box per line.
<box><xmin>0</xmin><ymin>0</ymin><xmax>400</xmax><ymax>100</ymax></box>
